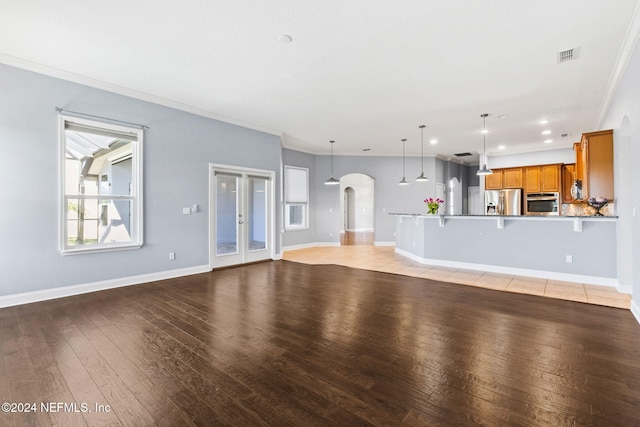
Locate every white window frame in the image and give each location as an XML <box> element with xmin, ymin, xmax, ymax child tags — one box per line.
<box><xmin>59</xmin><ymin>115</ymin><xmax>144</xmax><ymax>255</ymax></box>
<box><xmin>284</xmin><ymin>165</ymin><xmax>309</xmax><ymax>230</ymax></box>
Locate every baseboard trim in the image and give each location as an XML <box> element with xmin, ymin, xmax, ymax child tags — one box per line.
<box><xmin>631</xmin><ymin>299</ymin><xmax>640</xmax><ymax>325</ymax></box>
<box><xmin>282</xmin><ymin>242</ymin><xmax>341</xmax><ymax>252</ymax></box>
<box><xmin>395</xmin><ymin>248</ymin><xmax>622</xmax><ymax>290</ymax></box>
<box><xmin>374</xmin><ymin>241</ymin><xmax>396</xmax><ymax>247</ymax></box>
<box><xmin>0</xmin><ymin>265</ymin><xmax>211</xmax><ymax>308</ymax></box>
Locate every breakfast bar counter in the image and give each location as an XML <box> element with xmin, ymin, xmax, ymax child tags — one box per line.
<box><xmin>391</xmin><ymin>213</ymin><xmax>618</xmax><ymax>287</ymax></box>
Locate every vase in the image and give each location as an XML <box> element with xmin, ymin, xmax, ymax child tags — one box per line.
<box><xmin>428</xmin><ymin>207</ymin><xmax>438</xmax><ymax>214</ymax></box>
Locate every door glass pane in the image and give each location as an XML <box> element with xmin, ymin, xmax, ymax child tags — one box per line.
<box><xmin>248</xmin><ymin>177</ymin><xmax>267</xmax><ymax>251</ymax></box>
<box><xmin>216</xmin><ymin>175</ymin><xmax>239</xmax><ymax>255</ymax></box>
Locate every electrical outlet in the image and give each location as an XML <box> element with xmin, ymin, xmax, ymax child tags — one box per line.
<box><xmin>182</xmin><ymin>207</ymin><xmax>191</xmax><ymax>215</ymax></box>
<box><xmin>169</xmin><ymin>252</ymin><xmax>175</xmax><ymax>260</ymax></box>
<box><xmin>565</xmin><ymin>255</ymin><xmax>572</xmax><ymax>263</ymax></box>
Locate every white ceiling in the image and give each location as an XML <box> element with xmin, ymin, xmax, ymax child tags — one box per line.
<box><xmin>1</xmin><ymin>0</ymin><xmax>639</xmax><ymax>163</ymax></box>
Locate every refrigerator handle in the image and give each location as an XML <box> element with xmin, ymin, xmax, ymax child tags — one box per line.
<box><xmin>498</xmin><ymin>192</ymin><xmax>504</xmax><ymax>215</ymax></box>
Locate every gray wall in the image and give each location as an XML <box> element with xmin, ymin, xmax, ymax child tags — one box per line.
<box><xmin>396</xmin><ymin>216</ymin><xmax>617</xmax><ymax>278</ymax></box>
<box><xmin>314</xmin><ymin>155</ymin><xmax>438</xmax><ymax>244</ymax></box>
<box><xmin>600</xmin><ymin>37</ymin><xmax>640</xmax><ymax>304</ymax></box>
<box><xmin>282</xmin><ymin>148</ymin><xmax>317</xmax><ymax>247</ymax></box>
<box><xmin>0</xmin><ymin>63</ymin><xmax>281</xmax><ymax>297</ymax></box>
<box><xmin>281</xmin><ymin>153</ymin><xmax>478</xmax><ymax>246</ymax></box>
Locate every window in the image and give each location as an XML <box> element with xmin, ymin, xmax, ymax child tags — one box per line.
<box><xmin>284</xmin><ymin>166</ymin><xmax>309</xmax><ymax>229</ymax></box>
<box><xmin>59</xmin><ymin>115</ymin><xmax>143</xmax><ymax>254</ymax></box>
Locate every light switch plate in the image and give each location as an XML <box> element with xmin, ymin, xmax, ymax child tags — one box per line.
<box><xmin>182</xmin><ymin>207</ymin><xmax>191</xmax><ymax>215</ymax></box>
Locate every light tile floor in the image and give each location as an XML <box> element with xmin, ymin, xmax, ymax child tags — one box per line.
<box><xmin>282</xmin><ymin>246</ymin><xmax>631</xmax><ymax>309</ymax></box>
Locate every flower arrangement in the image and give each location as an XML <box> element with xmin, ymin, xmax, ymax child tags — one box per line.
<box><xmin>424</xmin><ymin>197</ymin><xmax>444</xmax><ymax>214</ymax></box>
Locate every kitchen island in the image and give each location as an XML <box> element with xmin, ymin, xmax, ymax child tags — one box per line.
<box><xmin>392</xmin><ymin>214</ymin><xmax>620</xmax><ymax>289</ymax></box>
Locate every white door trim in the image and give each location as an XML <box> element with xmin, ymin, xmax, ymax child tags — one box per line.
<box><xmin>209</xmin><ymin>163</ymin><xmax>276</xmax><ymax>269</ymax></box>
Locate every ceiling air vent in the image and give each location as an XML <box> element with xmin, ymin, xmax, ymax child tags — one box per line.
<box><xmin>558</xmin><ymin>47</ymin><xmax>579</xmax><ymax>63</ymax></box>
<box><xmin>454</xmin><ymin>152</ymin><xmax>473</xmax><ymax>157</ymax></box>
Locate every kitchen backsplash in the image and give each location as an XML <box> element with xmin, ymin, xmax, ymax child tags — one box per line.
<box><xmin>561</xmin><ymin>202</ymin><xmax>615</xmax><ymax>217</ymax></box>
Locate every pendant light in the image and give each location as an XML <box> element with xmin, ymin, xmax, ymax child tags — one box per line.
<box><xmin>399</xmin><ymin>138</ymin><xmax>409</xmax><ymax>185</ymax></box>
<box><xmin>416</xmin><ymin>125</ymin><xmax>429</xmax><ymax>182</ymax></box>
<box><xmin>324</xmin><ymin>140</ymin><xmax>340</xmax><ymax>185</ymax></box>
<box><xmin>477</xmin><ymin>113</ymin><xmax>493</xmax><ymax>176</ymax></box>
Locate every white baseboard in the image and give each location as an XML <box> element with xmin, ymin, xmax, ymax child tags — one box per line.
<box><xmin>282</xmin><ymin>242</ymin><xmax>340</xmax><ymax>252</ymax></box>
<box><xmin>374</xmin><ymin>241</ymin><xmax>396</xmax><ymax>247</ymax></box>
<box><xmin>395</xmin><ymin>248</ymin><xmax>622</xmax><ymax>289</ymax></box>
<box><xmin>0</xmin><ymin>265</ymin><xmax>211</xmax><ymax>309</ymax></box>
<box><xmin>631</xmin><ymin>299</ymin><xmax>640</xmax><ymax>325</ymax></box>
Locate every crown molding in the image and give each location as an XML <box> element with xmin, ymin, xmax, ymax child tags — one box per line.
<box><xmin>597</xmin><ymin>2</ymin><xmax>640</xmax><ymax>127</ymax></box>
<box><xmin>0</xmin><ymin>53</ymin><xmax>282</xmax><ymax>137</ymax></box>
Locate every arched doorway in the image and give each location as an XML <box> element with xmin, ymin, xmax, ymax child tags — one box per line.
<box><xmin>340</xmin><ymin>173</ymin><xmax>374</xmax><ymax>245</ymax></box>
<box><xmin>344</xmin><ymin>187</ymin><xmax>356</xmax><ymax>231</ymax></box>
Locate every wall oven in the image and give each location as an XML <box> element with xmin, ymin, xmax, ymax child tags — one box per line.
<box><xmin>526</xmin><ymin>192</ymin><xmax>559</xmax><ymax>216</ymax></box>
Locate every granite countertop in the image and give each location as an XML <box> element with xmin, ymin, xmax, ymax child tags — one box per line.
<box><xmin>389</xmin><ymin>213</ymin><xmax>618</xmax><ymax>219</ymax></box>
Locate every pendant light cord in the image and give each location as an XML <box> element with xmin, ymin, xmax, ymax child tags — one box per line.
<box><xmin>402</xmin><ymin>139</ymin><xmax>406</xmax><ymax>176</ymax></box>
<box><xmin>420</xmin><ymin>125</ymin><xmax>425</xmax><ymax>173</ymax></box>
<box><xmin>330</xmin><ymin>140</ymin><xmax>335</xmax><ymax>176</ymax></box>
<box><xmin>483</xmin><ymin>115</ymin><xmax>487</xmax><ymax>158</ymax></box>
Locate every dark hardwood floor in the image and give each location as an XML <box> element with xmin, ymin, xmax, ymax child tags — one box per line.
<box><xmin>2</xmin><ymin>260</ymin><xmax>640</xmax><ymax>426</ymax></box>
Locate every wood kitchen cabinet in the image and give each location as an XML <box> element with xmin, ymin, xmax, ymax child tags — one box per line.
<box><xmin>525</xmin><ymin>164</ymin><xmax>560</xmax><ymax>193</ymax></box>
<box><xmin>484</xmin><ymin>167</ymin><xmax>522</xmax><ymax>189</ymax></box>
<box><xmin>562</xmin><ymin>163</ymin><xmax>576</xmax><ymax>203</ymax></box>
<box><xmin>574</xmin><ymin>129</ymin><xmax>614</xmax><ymax>200</ymax></box>
<box><xmin>503</xmin><ymin>167</ymin><xmax>523</xmax><ymax>188</ymax></box>
<box><xmin>485</xmin><ymin>169</ymin><xmax>503</xmax><ymax>189</ymax></box>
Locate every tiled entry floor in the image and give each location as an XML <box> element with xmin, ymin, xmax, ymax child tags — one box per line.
<box><xmin>282</xmin><ymin>246</ymin><xmax>631</xmax><ymax>309</ymax></box>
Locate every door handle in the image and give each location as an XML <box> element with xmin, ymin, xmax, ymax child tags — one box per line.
<box><xmin>239</xmin><ymin>220</ymin><xmax>244</xmax><ymax>224</ymax></box>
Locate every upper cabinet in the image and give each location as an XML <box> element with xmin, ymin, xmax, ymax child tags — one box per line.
<box><xmin>485</xmin><ymin>167</ymin><xmax>522</xmax><ymax>190</ymax></box>
<box><xmin>574</xmin><ymin>129</ymin><xmax>614</xmax><ymax>201</ymax></box>
<box><xmin>562</xmin><ymin>164</ymin><xmax>576</xmax><ymax>203</ymax></box>
<box><xmin>485</xmin><ymin>169</ymin><xmax>503</xmax><ymax>190</ymax></box>
<box><xmin>503</xmin><ymin>168</ymin><xmax>523</xmax><ymax>188</ymax></box>
<box><xmin>524</xmin><ymin>164</ymin><xmax>560</xmax><ymax>193</ymax></box>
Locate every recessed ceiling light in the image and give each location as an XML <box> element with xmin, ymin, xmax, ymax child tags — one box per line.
<box><xmin>544</xmin><ymin>139</ymin><xmax>553</xmax><ymax>144</ymax></box>
<box><xmin>429</xmin><ymin>139</ymin><xmax>438</xmax><ymax>145</ymax></box>
<box><xmin>498</xmin><ymin>145</ymin><xmax>506</xmax><ymax>150</ymax></box>
<box><xmin>481</xmin><ymin>129</ymin><xmax>489</xmax><ymax>134</ymax></box>
<box><xmin>362</xmin><ymin>148</ymin><xmax>371</xmax><ymax>151</ymax></box>
<box><xmin>498</xmin><ymin>114</ymin><xmax>508</xmax><ymax>119</ymax></box>
<box><xmin>541</xmin><ymin>130</ymin><xmax>551</xmax><ymax>135</ymax></box>
<box><xmin>539</xmin><ymin>119</ymin><xmax>549</xmax><ymax>125</ymax></box>
<box><xmin>279</xmin><ymin>34</ymin><xmax>293</xmax><ymax>43</ymax></box>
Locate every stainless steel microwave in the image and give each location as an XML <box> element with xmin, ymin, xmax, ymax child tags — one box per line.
<box><xmin>526</xmin><ymin>192</ymin><xmax>559</xmax><ymax>216</ymax></box>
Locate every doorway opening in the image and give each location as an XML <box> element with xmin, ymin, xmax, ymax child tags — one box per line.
<box><xmin>209</xmin><ymin>164</ymin><xmax>275</xmax><ymax>268</ymax></box>
<box><xmin>340</xmin><ymin>173</ymin><xmax>375</xmax><ymax>245</ymax></box>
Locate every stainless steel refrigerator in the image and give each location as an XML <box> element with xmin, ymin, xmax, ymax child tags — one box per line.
<box><xmin>485</xmin><ymin>189</ymin><xmax>522</xmax><ymax>215</ymax></box>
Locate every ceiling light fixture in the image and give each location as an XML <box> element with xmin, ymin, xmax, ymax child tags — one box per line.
<box><xmin>279</xmin><ymin>34</ymin><xmax>293</xmax><ymax>43</ymax></box>
<box><xmin>477</xmin><ymin>113</ymin><xmax>493</xmax><ymax>176</ymax></box>
<box><xmin>416</xmin><ymin>125</ymin><xmax>429</xmax><ymax>182</ymax></box>
<box><xmin>544</xmin><ymin>139</ymin><xmax>553</xmax><ymax>144</ymax></box>
<box><xmin>430</xmin><ymin>139</ymin><xmax>438</xmax><ymax>145</ymax></box>
<box><xmin>542</xmin><ymin>130</ymin><xmax>551</xmax><ymax>135</ymax></box>
<box><xmin>399</xmin><ymin>138</ymin><xmax>409</xmax><ymax>185</ymax></box>
<box><xmin>324</xmin><ymin>140</ymin><xmax>340</xmax><ymax>185</ymax></box>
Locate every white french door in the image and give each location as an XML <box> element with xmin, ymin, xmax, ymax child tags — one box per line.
<box><xmin>209</xmin><ymin>164</ymin><xmax>274</xmax><ymax>268</ymax></box>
